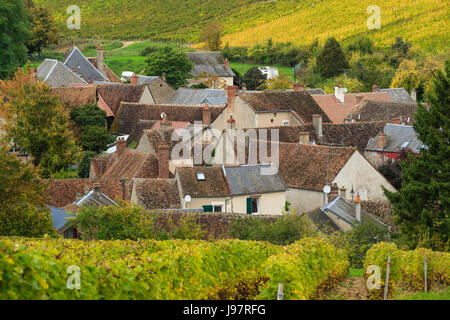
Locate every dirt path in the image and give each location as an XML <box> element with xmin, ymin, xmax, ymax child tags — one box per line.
<box><xmin>112</xmin><ymin>40</ymin><xmax>144</xmax><ymax>51</ymax></box>
<box><xmin>326</xmin><ymin>276</ymin><xmax>368</xmax><ymax>300</ymax></box>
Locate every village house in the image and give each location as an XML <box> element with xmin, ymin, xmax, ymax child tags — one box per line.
<box><xmin>211</xmin><ymin>85</ymin><xmax>330</xmax><ymax>130</ymax></box>
<box><xmin>346</xmin><ymin>100</ymin><xmax>418</xmax><ymax>124</ymax></box>
<box><xmin>364</xmin><ymin>123</ymin><xmax>422</xmax><ymax>167</ymax></box>
<box><xmin>186</xmin><ymin>52</ymin><xmax>235</xmax><ymax>88</ymax></box>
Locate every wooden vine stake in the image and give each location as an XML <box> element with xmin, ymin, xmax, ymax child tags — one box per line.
<box><xmin>383</xmin><ymin>254</ymin><xmax>391</xmax><ymax>300</ymax></box>
<box><xmin>424</xmin><ymin>257</ymin><xmax>428</xmax><ymax>293</ymax></box>
<box><xmin>277</xmin><ymin>283</ymin><xmax>284</xmax><ymax>300</ymax></box>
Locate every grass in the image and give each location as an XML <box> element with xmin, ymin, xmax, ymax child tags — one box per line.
<box><xmin>348</xmin><ymin>268</ymin><xmax>364</xmax><ymax>278</ymax></box>
<box><xmin>36</xmin><ymin>0</ymin><xmax>448</xmax><ymax>55</ymax></box>
<box><xmin>229</xmin><ymin>62</ymin><xmax>294</xmax><ymax>80</ymax></box>
<box><xmin>105</xmin><ymin>56</ymin><xmax>147</xmax><ymax>75</ymax></box>
<box><xmin>395</xmin><ymin>287</ymin><xmax>450</xmax><ymax>300</ymax></box>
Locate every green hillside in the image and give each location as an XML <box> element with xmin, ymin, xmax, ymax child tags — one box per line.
<box><xmin>37</xmin><ymin>0</ymin><xmax>449</xmax><ymax>53</ymax></box>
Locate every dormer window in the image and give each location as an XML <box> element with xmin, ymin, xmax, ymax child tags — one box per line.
<box><xmin>196</xmin><ymin>172</ymin><xmax>206</xmax><ymax>181</ymax></box>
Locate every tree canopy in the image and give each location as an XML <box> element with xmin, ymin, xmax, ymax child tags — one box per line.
<box><xmin>383</xmin><ymin>61</ymin><xmax>450</xmax><ymax>251</ymax></box>
<box><xmin>243</xmin><ymin>67</ymin><xmax>267</xmax><ymax>90</ymax></box>
<box><xmin>0</xmin><ymin>68</ymin><xmax>81</xmax><ymax>178</ymax></box>
<box><xmin>316</xmin><ymin>37</ymin><xmax>349</xmax><ymax>79</ymax></box>
<box><xmin>0</xmin><ymin>0</ymin><xmax>32</xmax><ymax>79</ymax></box>
<box><xmin>200</xmin><ymin>22</ymin><xmax>223</xmax><ymax>51</ymax></box>
<box><xmin>143</xmin><ymin>46</ymin><xmax>193</xmax><ymax>88</ymax></box>
<box><xmin>27</xmin><ymin>6</ymin><xmax>58</xmax><ymax>54</ymax></box>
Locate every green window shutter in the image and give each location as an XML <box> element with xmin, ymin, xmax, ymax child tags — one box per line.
<box><xmin>203</xmin><ymin>205</ymin><xmax>213</xmax><ymax>212</ymax></box>
<box><xmin>246</xmin><ymin>197</ymin><xmax>252</xmax><ymax>214</ymax></box>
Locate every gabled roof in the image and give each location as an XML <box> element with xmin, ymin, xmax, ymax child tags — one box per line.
<box><xmin>97</xmin><ymin>93</ymin><xmax>114</xmax><ymax>117</ymax></box>
<box><xmin>366</xmin><ymin>123</ymin><xmax>422</xmax><ymax>154</ymax></box>
<box><xmin>64</xmin><ymin>47</ymin><xmax>109</xmax><ymax>82</ymax></box>
<box><xmin>37</xmin><ymin>59</ymin><xmax>87</xmax><ymax>87</ymax></box>
<box><xmin>167</xmin><ymin>88</ymin><xmax>227</xmax><ymax>105</ymax></box>
<box><xmin>224</xmin><ymin>164</ymin><xmax>286</xmax><ymax>196</ymax></box>
<box><xmin>96</xmin><ymin>83</ymin><xmax>148</xmax><ymax>116</ymax></box>
<box><xmin>239</xmin><ymin>90</ymin><xmax>330</xmax><ymax>124</ymax></box>
<box><xmin>312</xmin><ymin>92</ymin><xmax>392</xmax><ymax>123</ymax></box>
<box><xmin>308</xmin><ymin>196</ymin><xmax>387</xmax><ymax>232</ymax></box>
<box><xmin>50</xmin><ymin>86</ymin><xmax>97</xmax><ymax>108</ymax></box>
<box><xmin>49</xmin><ymin>206</ymin><xmax>74</xmax><ymax>231</ymax></box>
<box><xmin>110</xmin><ymin>103</ymin><xmax>225</xmax><ymax>134</ymax></box>
<box><xmin>102</xmin><ymin>149</ymin><xmax>160</xmax><ymax>180</ymax></box>
<box><xmin>202</xmin><ymin>96</ymin><xmax>228</xmax><ymax>106</ymax></box>
<box><xmin>377</xmin><ymin>88</ymin><xmax>415</xmax><ymax>102</ymax></box>
<box><xmin>186</xmin><ymin>52</ymin><xmax>235</xmax><ymax>78</ymax></box>
<box><xmin>132</xmin><ymin>178</ymin><xmax>181</xmax><ymax>209</ymax></box>
<box><xmin>87</xmin><ymin>57</ymin><xmax>121</xmax><ymax>83</ymax></box>
<box><xmin>348</xmin><ymin>100</ymin><xmax>418</xmax><ymax>123</ymax></box>
<box><xmin>127</xmin><ymin>120</ymin><xmax>159</xmax><ymax>145</ymax></box>
<box><xmin>278</xmin><ymin>143</ymin><xmax>356</xmax><ymax>190</ymax></box>
<box><xmin>177</xmin><ymin>166</ymin><xmax>231</xmax><ymax>198</ymax></box>
<box><xmin>139</xmin><ymin>128</ymin><xmax>181</xmax><ymax>157</ymax></box>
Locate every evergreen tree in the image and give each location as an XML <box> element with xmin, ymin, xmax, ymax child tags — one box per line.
<box><xmin>0</xmin><ymin>0</ymin><xmax>32</xmax><ymax>79</ymax></box>
<box><xmin>383</xmin><ymin>61</ymin><xmax>450</xmax><ymax>251</ymax></box>
<box><xmin>243</xmin><ymin>67</ymin><xmax>267</xmax><ymax>90</ymax></box>
<box><xmin>316</xmin><ymin>37</ymin><xmax>349</xmax><ymax>79</ymax></box>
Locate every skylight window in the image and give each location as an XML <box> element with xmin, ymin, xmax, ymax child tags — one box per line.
<box><xmin>196</xmin><ymin>172</ymin><xmax>206</xmax><ymax>181</ymax></box>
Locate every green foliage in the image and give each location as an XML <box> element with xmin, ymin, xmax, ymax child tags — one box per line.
<box><xmin>0</xmin><ymin>143</ymin><xmax>55</xmax><ymax>237</ymax></box>
<box><xmin>346</xmin><ymin>36</ymin><xmax>375</xmax><ymax>55</ymax></box>
<box><xmin>27</xmin><ymin>6</ymin><xmax>58</xmax><ymax>54</ymax></box>
<box><xmin>0</xmin><ymin>69</ymin><xmax>81</xmax><ymax>178</ymax></box>
<box><xmin>190</xmin><ymin>83</ymin><xmax>209</xmax><ymax>89</ymax></box>
<box><xmin>50</xmin><ymin>169</ymin><xmax>78</xmax><ymax>179</ymax></box>
<box><xmin>70</xmin><ymin>104</ymin><xmax>107</xmax><ymax>127</ymax></box>
<box><xmin>143</xmin><ymin>46</ymin><xmax>193</xmax><ymax>88</ymax></box>
<box><xmin>0</xmin><ymin>0</ymin><xmax>32</xmax><ymax>78</ymax></box>
<box><xmin>316</xmin><ymin>37</ymin><xmax>349</xmax><ymax>79</ymax></box>
<box><xmin>230</xmin><ymin>213</ymin><xmax>317</xmax><ymax>245</ymax></box>
<box><xmin>383</xmin><ymin>61</ymin><xmax>450</xmax><ymax>251</ymax></box>
<box><xmin>77</xmin><ymin>151</ymin><xmax>97</xmax><ymax>178</ymax></box>
<box><xmin>243</xmin><ymin>66</ymin><xmax>267</xmax><ymax>90</ymax></box>
<box><xmin>364</xmin><ymin>242</ymin><xmax>450</xmax><ymax>299</ymax></box>
<box><xmin>257</xmin><ymin>237</ymin><xmax>349</xmax><ymax>299</ymax></box>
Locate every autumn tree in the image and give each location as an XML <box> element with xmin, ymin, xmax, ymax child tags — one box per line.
<box><xmin>27</xmin><ymin>6</ymin><xmax>59</xmax><ymax>54</ymax></box>
<box><xmin>0</xmin><ymin>68</ymin><xmax>81</xmax><ymax>178</ymax></box>
<box><xmin>390</xmin><ymin>59</ymin><xmax>421</xmax><ymax>93</ymax></box>
<box><xmin>0</xmin><ymin>0</ymin><xmax>32</xmax><ymax>79</ymax></box>
<box><xmin>266</xmin><ymin>73</ymin><xmax>292</xmax><ymax>90</ymax></box>
<box><xmin>383</xmin><ymin>61</ymin><xmax>450</xmax><ymax>251</ymax></box>
<box><xmin>200</xmin><ymin>22</ymin><xmax>223</xmax><ymax>51</ymax></box>
<box><xmin>0</xmin><ymin>142</ymin><xmax>55</xmax><ymax>237</ymax></box>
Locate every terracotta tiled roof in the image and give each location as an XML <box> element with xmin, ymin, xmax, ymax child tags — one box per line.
<box><xmin>50</xmin><ymin>86</ymin><xmax>97</xmax><ymax>109</ymax></box>
<box><xmin>46</xmin><ymin>178</ymin><xmax>129</xmax><ymax>208</ymax></box>
<box><xmin>312</xmin><ymin>92</ymin><xmax>392</xmax><ymax>123</ymax></box>
<box><xmin>349</xmin><ymin>100</ymin><xmax>418</xmax><ymax>123</ymax></box>
<box><xmin>152</xmin><ymin>120</ymin><xmax>189</xmax><ymax>130</ymax></box>
<box><xmin>361</xmin><ymin>200</ymin><xmax>396</xmax><ymax>230</ymax></box>
<box><xmin>96</xmin><ymin>84</ymin><xmax>148</xmax><ymax>116</ymax></box>
<box><xmin>278</xmin><ymin>143</ymin><xmax>356</xmax><ymax>191</ymax></box>
<box><xmin>127</xmin><ymin>120</ymin><xmax>158</xmax><ymax>145</ymax></box>
<box><xmin>140</xmin><ymin>128</ymin><xmax>181</xmax><ymax>157</ymax></box>
<box><xmin>102</xmin><ymin>149</ymin><xmax>159</xmax><ymax>180</ymax></box>
<box><xmin>132</xmin><ymin>178</ymin><xmax>181</xmax><ymax>210</ymax></box>
<box><xmin>87</xmin><ymin>57</ymin><xmax>122</xmax><ymax>83</ymax></box>
<box><xmin>97</xmin><ymin>93</ymin><xmax>114</xmax><ymax>117</ymax></box>
<box><xmin>177</xmin><ymin>166</ymin><xmax>231</xmax><ymax>198</ymax></box>
<box><xmin>90</xmin><ymin>154</ymin><xmax>115</xmax><ymax>178</ymax></box>
<box><xmin>239</xmin><ymin>90</ymin><xmax>330</xmax><ymax>124</ymax></box>
<box><xmin>110</xmin><ymin>103</ymin><xmax>225</xmax><ymax>134</ymax></box>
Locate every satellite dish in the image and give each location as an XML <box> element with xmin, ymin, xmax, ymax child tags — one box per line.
<box><xmin>184</xmin><ymin>195</ymin><xmax>191</xmax><ymax>203</ymax></box>
<box><xmin>160</xmin><ymin>112</ymin><xmax>167</xmax><ymax>120</ymax></box>
<box><xmin>323</xmin><ymin>185</ymin><xmax>331</xmax><ymax>194</ymax></box>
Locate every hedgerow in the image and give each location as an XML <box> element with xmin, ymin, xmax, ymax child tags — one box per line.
<box><xmin>364</xmin><ymin>242</ymin><xmax>450</xmax><ymax>299</ymax></box>
<box><xmin>0</xmin><ymin>237</ymin><xmax>349</xmax><ymax>300</ymax></box>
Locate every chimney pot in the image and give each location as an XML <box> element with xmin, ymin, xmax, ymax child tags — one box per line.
<box><xmin>130</xmin><ymin>73</ymin><xmax>138</xmax><ymax>84</ymax></box>
<box><xmin>242</xmin><ymin>83</ymin><xmax>247</xmax><ymax>93</ymax></box>
<box><xmin>224</xmin><ymin>58</ymin><xmax>229</xmax><ymax>69</ymax></box>
<box><xmin>97</xmin><ymin>44</ymin><xmax>105</xmax><ymax>77</ymax></box>
<box><xmin>312</xmin><ymin>114</ymin><xmax>323</xmax><ymax>140</ymax></box>
<box><xmin>293</xmin><ymin>83</ymin><xmax>304</xmax><ymax>91</ymax></box>
<box><xmin>161</xmin><ymin>72</ymin><xmax>166</xmax><ymax>82</ymax></box>
<box><xmin>339</xmin><ymin>186</ymin><xmax>347</xmax><ymax>199</ymax></box>
<box><xmin>355</xmin><ymin>194</ymin><xmax>361</xmax><ymax>222</ymax></box>
<box><xmin>116</xmin><ymin>137</ymin><xmax>127</xmax><ymax>157</ymax></box>
<box><xmin>158</xmin><ymin>144</ymin><xmax>170</xmax><ymax>179</ymax></box>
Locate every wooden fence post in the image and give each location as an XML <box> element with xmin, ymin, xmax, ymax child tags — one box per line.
<box><xmin>383</xmin><ymin>254</ymin><xmax>391</xmax><ymax>300</ymax></box>
<box><xmin>424</xmin><ymin>257</ymin><xmax>428</xmax><ymax>293</ymax></box>
<box><xmin>277</xmin><ymin>283</ymin><xmax>284</xmax><ymax>300</ymax></box>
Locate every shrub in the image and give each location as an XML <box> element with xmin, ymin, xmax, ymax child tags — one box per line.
<box><xmin>77</xmin><ymin>151</ymin><xmax>97</xmax><ymax>178</ymax></box>
<box><xmin>257</xmin><ymin>237</ymin><xmax>349</xmax><ymax>300</ymax></box>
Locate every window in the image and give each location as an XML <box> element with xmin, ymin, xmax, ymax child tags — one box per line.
<box><xmin>196</xmin><ymin>172</ymin><xmax>205</xmax><ymax>181</ymax></box>
<box><xmin>282</xmin><ymin>120</ymin><xmax>289</xmax><ymax>126</ymax></box>
<box><xmin>213</xmin><ymin>205</ymin><xmax>222</xmax><ymax>212</ymax></box>
<box><xmin>246</xmin><ymin>197</ymin><xmax>259</xmax><ymax>214</ymax></box>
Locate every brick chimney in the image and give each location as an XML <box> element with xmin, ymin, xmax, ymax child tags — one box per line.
<box><xmin>225</xmin><ymin>85</ymin><xmax>238</xmax><ymax>107</ymax></box>
<box><xmin>312</xmin><ymin>114</ymin><xmax>323</xmax><ymax>140</ymax></box>
<box><xmin>158</xmin><ymin>144</ymin><xmax>170</xmax><ymax>179</ymax></box>
<box><xmin>226</xmin><ymin>115</ymin><xmax>236</xmax><ymax>130</ymax></box>
<box><xmin>378</xmin><ymin>132</ymin><xmax>387</xmax><ymax>150</ymax></box>
<box><xmin>224</xmin><ymin>58</ymin><xmax>229</xmax><ymax>69</ymax></box>
<box><xmin>328</xmin><ymin>183</ymin><xmax>339</xmax><ymax>203</ymax></box>
<box><xmin>355</xmin><ymin>194</ymin><xmax>361</xmax><ymax>222</ymax></box>
<box><xmin>160</xmin><ymin>117</ymin><xmax>172</xmax><ymax>130</ymax></box>
<box><xmin>130</xmin><ymin>73</ymin><xmax>138</xmax><ymax>84</ymax></box>
<box><xmin>372</xmin><ymin>84</ymin><xmax>380</xmax><ymax>92</ymax></box>
<box><xmin>203</xmin><ymin>105</ymin><xmax>211</xmax><ymax>126</ymax></box>
<box><xmin>293</xmin><ymin>83</ymin><xmax>304</xmax><ymax>91</ymax></box>
<box><xmin>298</xmin><ymin>132</ymin><xmax>309</xmax><ymax>145</ymax></box>
<box><xmin>355</xmin><ymin>95</ymin><xmax>364</xmax><ymax>105</ymax></box>
<box><xmin>97</xmin><ymin>44</ymin><xmax>105</xmax><ymax>77</ymax></box>
<box><xmin>116</xmin><ymin>137</ymin><xmax>127</xmax><ymax>157</ymax></box>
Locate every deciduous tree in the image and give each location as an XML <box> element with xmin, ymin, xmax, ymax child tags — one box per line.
<box><xmin>200</xmin><ymin>22</ymin><xmax>223</xmax><ymax>51</ymax></box>
<box><xmin>27</xmin><ymin>6</ymin><xmax>58</xmax><ymax>54</ymax></box>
